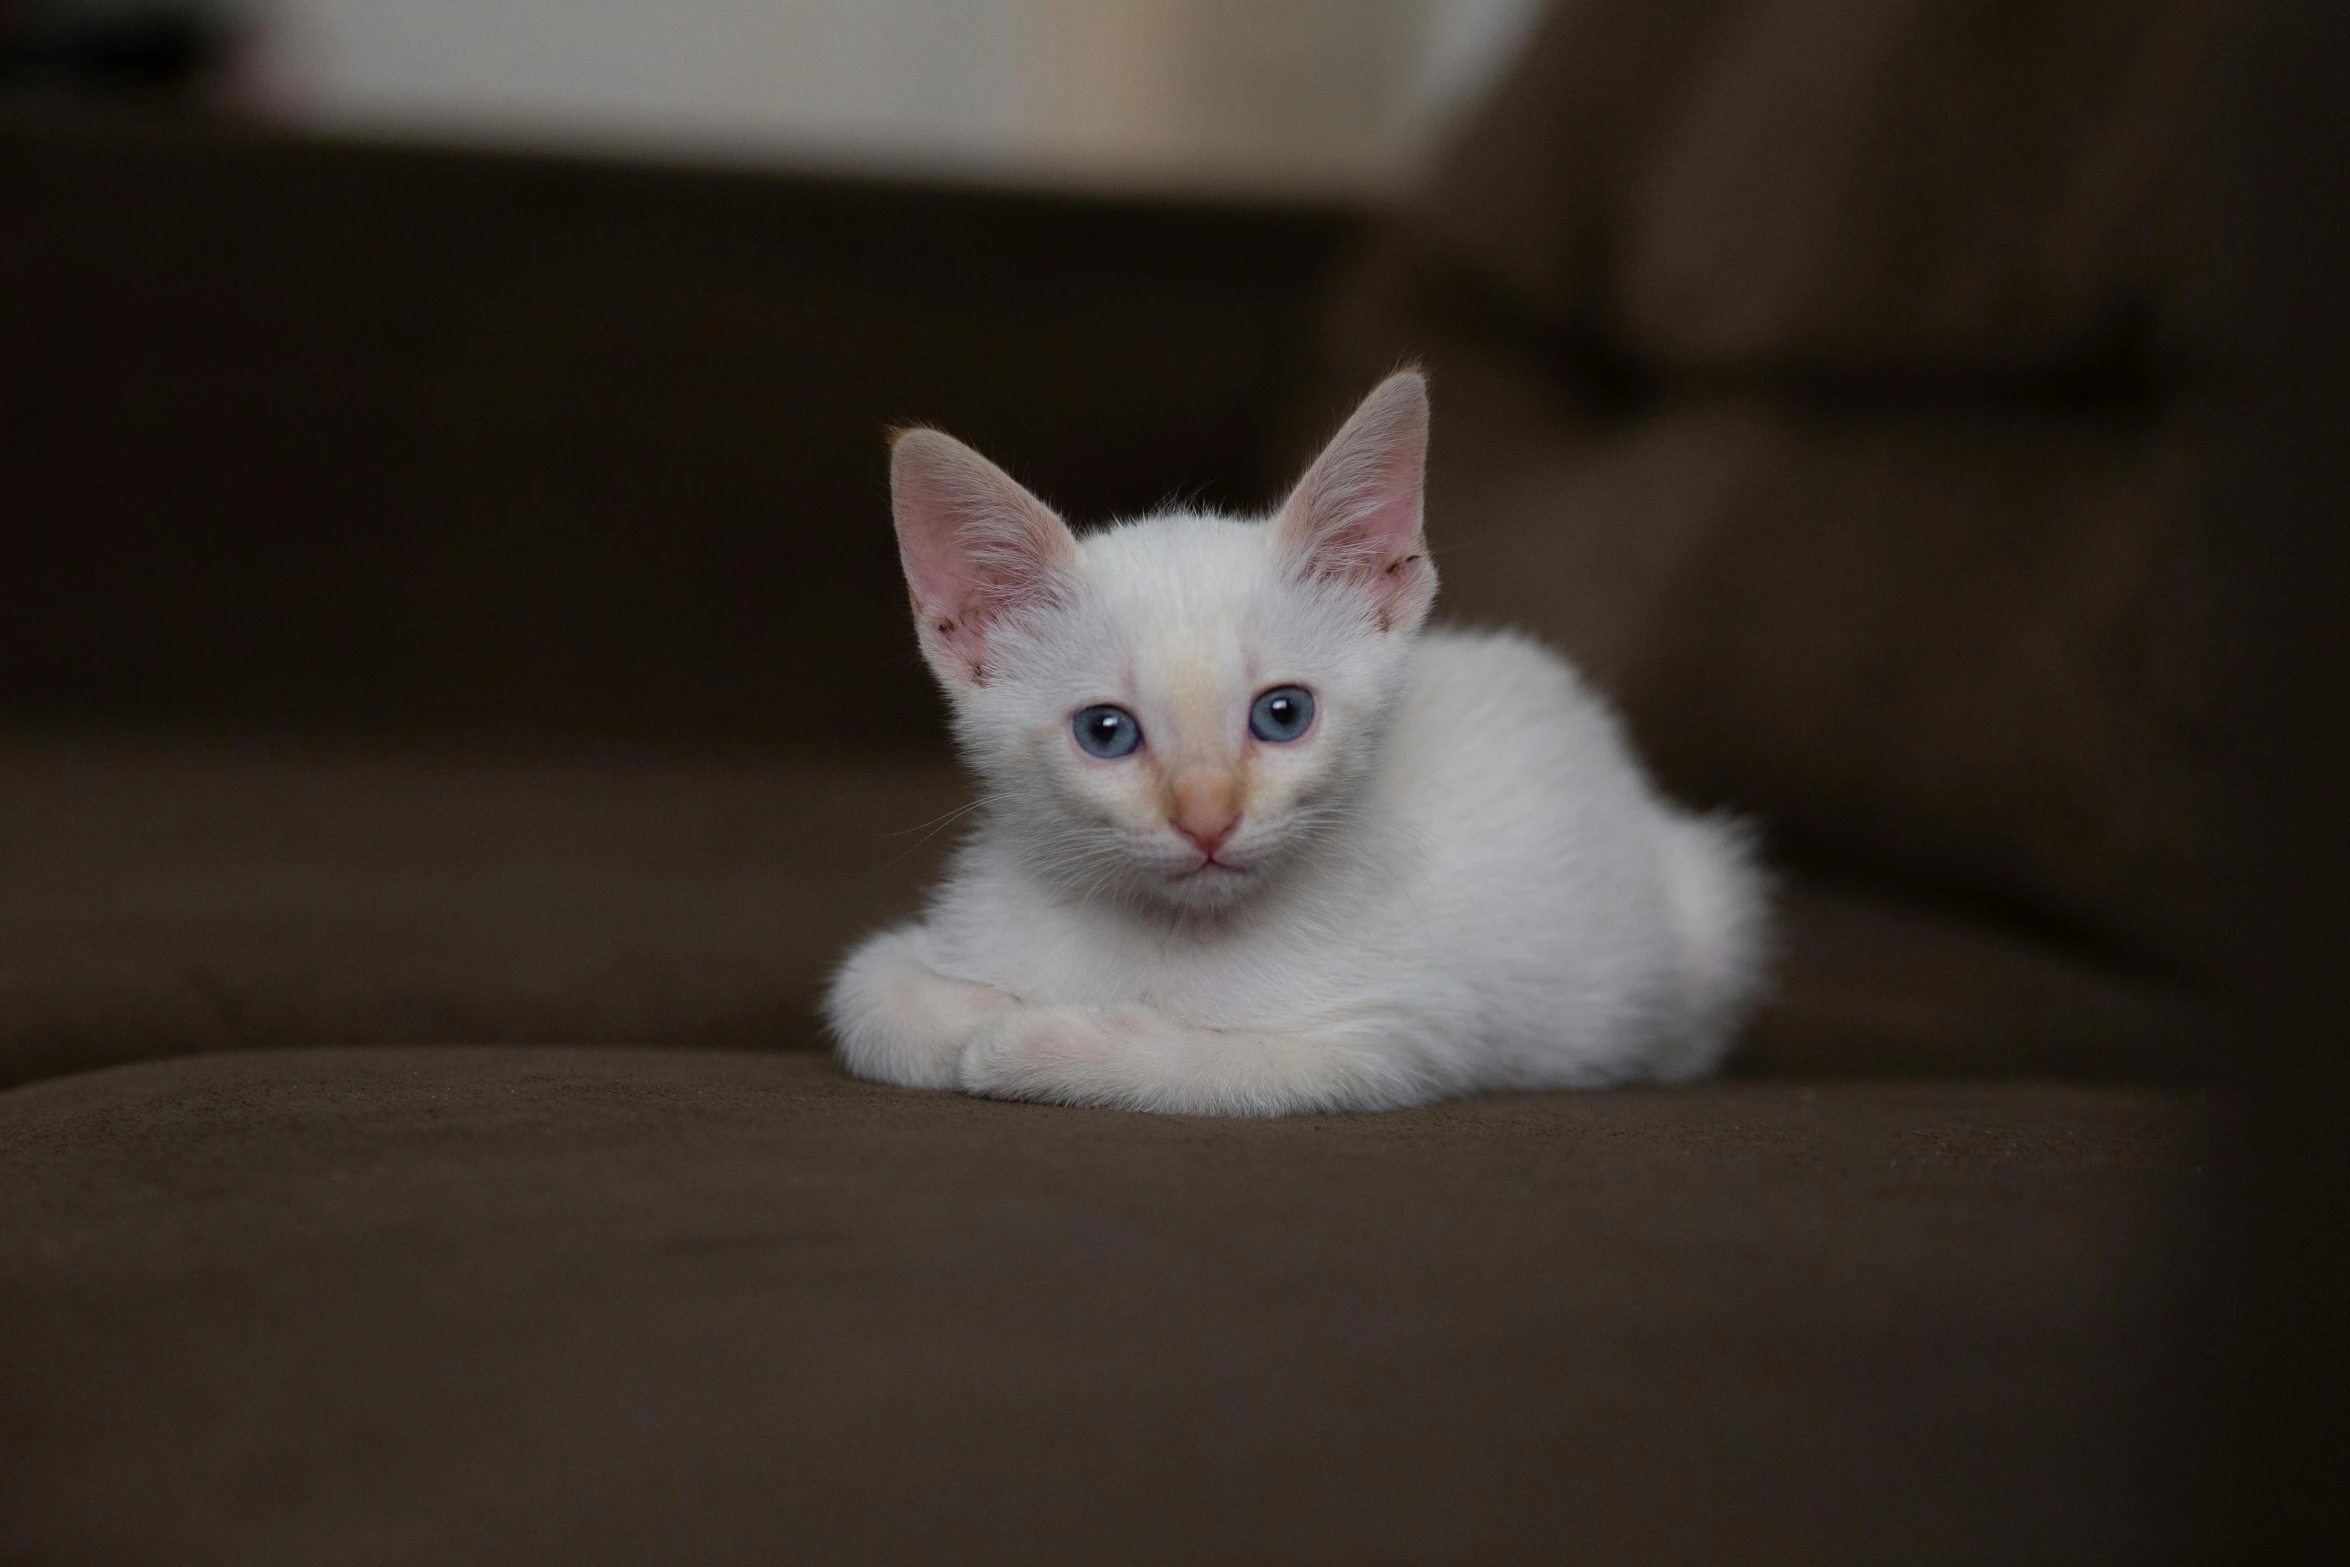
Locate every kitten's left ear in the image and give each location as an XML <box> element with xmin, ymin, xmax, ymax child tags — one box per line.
<box><xmin>1273</xmin><ymin>371</ymin><xmax>1435</xmax><ymax>633</ymax></box>
<box><xmin>891</xmin><ymin>428</ymin><xmax>1079</xmax><ymax>688</ymax></box>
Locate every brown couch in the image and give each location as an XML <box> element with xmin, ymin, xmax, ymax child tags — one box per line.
<box><xmin>5</xmin><ymin>0</ymin><xmax>2320</xmax><ymax>1558</ymax></box>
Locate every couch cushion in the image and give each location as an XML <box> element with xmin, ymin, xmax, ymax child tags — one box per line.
<box><xmin>0</xmin><ymin>737</ymin><xmax>965</xmax><ymax>1090</ymax></box>
<box><xmin>1413</xmin><ymin>0</ymin><xmax>2215</xmax><ymax>374</ymax></box>
<box><xmin>0</xmin><ymin>736</ymin><xmax>2211</xmax><ymax>1089</ymax></box>
<box><xmin>1742</xmin><ymin>876</ymin><xmax>2210</xmax><ymax>1078</ymax></box>
<box><xmin>0</xmin><ymin>1046</ymin><xmax>2220</xmax><ymax>1565</ymax></box>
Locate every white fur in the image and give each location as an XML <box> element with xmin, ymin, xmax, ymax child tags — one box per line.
<box><xmin>828</xmin><ymin>374</ymin><xmax>1768</xmax><ymax>1116</ymax></box>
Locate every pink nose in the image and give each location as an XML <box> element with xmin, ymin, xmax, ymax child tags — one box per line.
<box><xmin>1170</xmin><ymin>770</ymin><xmax>1241</xmax><ymax>858</ymax></box>
<box><xmin>1176</xmin><ymin>817</ymin><xmax>1236</xmax><ymax>857</ymax></box>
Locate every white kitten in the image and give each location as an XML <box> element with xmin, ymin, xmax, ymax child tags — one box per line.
<box><xmin>826</xmin><ymin>372</ymin><xmax>1767</xmax><ymax>1116</ymax></box>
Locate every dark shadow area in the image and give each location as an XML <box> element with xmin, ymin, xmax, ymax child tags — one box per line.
<box><xmin>0</xmin><ymin>115</ymin><xmax>1360</xmax><ymax>754</ymax></box>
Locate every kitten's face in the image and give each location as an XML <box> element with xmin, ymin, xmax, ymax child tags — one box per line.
<box><xmin>962</xmin><ymin>522</ymin><xmax>1407</xmax><ymax>912</ymax></box>
<box><xmin>888</xmin><ymin>371</ymin><xmax>1435</xmax><ymax>917</ymax></box>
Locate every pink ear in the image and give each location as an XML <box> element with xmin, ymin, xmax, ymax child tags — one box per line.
<box><xmin>1272</xmin><ymin>371</ymin><xmax>1435</xmax><ymax>631</ymax></box>
<box><xmin>890</xmin><ymin>428</ymin><xmax>1078</xmax><ymax>686</ymax></box>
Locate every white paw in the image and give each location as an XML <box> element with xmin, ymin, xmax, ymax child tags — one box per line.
<box><xmin>875</xmin><ymin>976</ymin><xmax>1017</xmax><ymax>1087</ymax></box>
<box><xmin>830</xmin><ymin>938</ymin><xmax>1022</xmax><ymax>1090</ymax></box>
<box><xmin>958</xmin><ymin>1003</ymin><xmax>1142</xmax><ymax>1104</ymax></box>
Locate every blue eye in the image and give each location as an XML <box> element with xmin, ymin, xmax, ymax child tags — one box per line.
<box><xmin>1248</xmin><ymin>686</ymin><xmax>1315</xmax><ymax>743</ymax></box>
<box><xmin>1072</xmin><ymin>705</ymin><xmax>1142</xmax><ymax>758</ymax></box>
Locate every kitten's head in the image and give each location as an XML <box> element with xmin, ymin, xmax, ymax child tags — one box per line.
<box><xmin>890</xmin><ymin>371</ymin><xmax>1435</xmax><ymax>913</ymax></box>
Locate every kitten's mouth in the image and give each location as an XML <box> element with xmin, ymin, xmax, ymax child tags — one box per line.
<box><xmin>1175</xmin><ymin>857</ymin><xmax>1247</xmax><ymax>880</ymax></box>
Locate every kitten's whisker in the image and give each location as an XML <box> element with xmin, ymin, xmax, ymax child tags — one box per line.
<box><xmin>881</xmin><ymin>797</ymin><xmax>984</xmax><ymax>839</ymax></box>
<box><xmin>880</xmin><ymin>799</ymin><xmax>988</xmax><ymax>866</ymax></box>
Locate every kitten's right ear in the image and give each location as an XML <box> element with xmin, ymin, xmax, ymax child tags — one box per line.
<box><xmin>1274</xmin><ymin>371</ymin><xmax>1435</xmax><ymax>634</ymax></box>
<box><xmin>890</xmin><ymin>428</ymin><xmax>1078</xmax><ymax>688</ymax></box>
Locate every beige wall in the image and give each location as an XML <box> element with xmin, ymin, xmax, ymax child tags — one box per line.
<box><xmin>252</xmin><ymin>0</ymin><xmax>1542</xmax><ymax>196</ymax></box>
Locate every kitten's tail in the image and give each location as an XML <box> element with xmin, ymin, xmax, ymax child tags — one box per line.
<box><xmin>1648</xmin><ymin>809</ymin><xmax>1772</xmax><ymax>1081</ymax></box>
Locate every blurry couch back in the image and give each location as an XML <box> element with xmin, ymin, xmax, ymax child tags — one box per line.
<box><xmin>1313</xmin><ymin>0</ymin><xmax>2233</xmax><ymax>997</ymax></box>
<box><xmin>0</xmin><ymin>123</ymin><xmax>1356</xmax><ymax>754</ymax></box>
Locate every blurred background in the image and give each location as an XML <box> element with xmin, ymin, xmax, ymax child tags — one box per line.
<box><xmin>0</xmin><ymin>0</ymin><xmax>1543</xmax><ymax>194</ymax></box>
<box><xmin>1</xmin><ymin>1</ymin><xmax>2343</xmax><ymax>1560</ymax></box>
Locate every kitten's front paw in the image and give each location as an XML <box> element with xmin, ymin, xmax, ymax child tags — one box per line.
<box><xmin>959</xmin><ymin>1004</ymin><xmax>1142</xmax><ymax>1106</ymax></box>
<box><xmin>829</xmin><ymin>925</ymin><xmax>1022</xmax><ymax>1090</ymax></box>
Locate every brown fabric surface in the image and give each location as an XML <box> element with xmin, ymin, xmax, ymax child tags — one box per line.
<box><xmin>0</xmin><ymin>739</ymin><xmax>965</xmax><ymax>1090</ymax></box>
<box><xmin>0</xmin><ymin>1046</ymin><xmax>2221</xmax><ymax>1565</ymax></box>
<box><xmin>1743</xmin><ymin>876</ymin><xmax>2211</xmax><ymax>1079</ymax></box>
<box><xmin>1414</xmin><ymin>0</ymin><xmax>2215</xmax><ymax>373</ymax></box>
<box><xmin>0</xmin><ymin>736</ymin><xmax>2210</xmax><ymax>1090</ymax></box>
